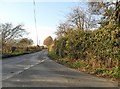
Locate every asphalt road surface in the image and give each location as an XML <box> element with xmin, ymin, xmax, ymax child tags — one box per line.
<box><xmin>2</xmin><ymin>50</ymin><xmax>118</xmax><ymax>87</ymax></box>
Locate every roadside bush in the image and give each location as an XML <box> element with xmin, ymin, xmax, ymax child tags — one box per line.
<box><xmin>49</xmin><ymin>22</ymin><xmax>120</xmax><ymax>79</ymax></box>
<box><xmin>2</xmin><ymin>45</ymin><xmax>42</xmax><ymax>58</ymax></box>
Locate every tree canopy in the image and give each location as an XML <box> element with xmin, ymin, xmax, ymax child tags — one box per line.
<box><xmin>0</xmin><ymin>23</ymin><xmax>28</xmax><ymax>46</ymax></box>
<box><xmin>50</xmin><ymin>1</ymin><xmax>120</xmax><ymax>78</ymax></box>
<box><xmin>17</xmin><ymin>38</ymin><xmax>33</xmax><ymax>47</ymax></box>
<box><xmin>43</xmin><ymin>36</ymin><xmax>53</xmax><ymax>47</ymax></box>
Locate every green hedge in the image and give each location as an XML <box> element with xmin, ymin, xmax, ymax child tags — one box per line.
<box><xmin>53</xmin><ymin>23</ymin><xmax>120</xmax><ymax>69</ymax></box>
<box><xmin>2</xmin><ymin>46</ymin><xmax>42</xmax><ymax>58</ymax></box>
<box><xmin>49</xmin><ymin>12</ymin><xmax>120</xmax><ymax>80</ymax></box>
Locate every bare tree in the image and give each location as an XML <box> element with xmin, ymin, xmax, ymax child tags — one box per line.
<box><xmin>67</xmin><ymin>6</ymin><xmax>87</xmax><ymax>29</ymax></box>
<box><xmin>67</xmin><ymin>6</ymin><xmax>96</xmax><ymax>30</ymax></box>
<box><xmin>43</xmin><ymin>36</ymin><xmax>53</xmax><ymax>47</ymax></box>
<box><xmin>56</xmin><ymin>22</ymin><xmax>72</xmax><ymax>38</ymax></box>
<box><xmin>87</xmin><ymin>1</ymin><xmax>119</xmax><ymax>27</ymax></box>
<box><xmin>17</xmin><ymin>38</ymin><xmax>33</xmax><ymax>47</ymax></box>
<box><xmin>0</xmin><ymin>23</ymin><xmax>28</xmax><ymax>46</ymax></box>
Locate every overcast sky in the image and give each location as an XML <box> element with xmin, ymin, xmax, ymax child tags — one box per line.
<box><xmin>0</xmin><ymin>1</ymin><xmax>88</xmax><ymax>45</ymax></box>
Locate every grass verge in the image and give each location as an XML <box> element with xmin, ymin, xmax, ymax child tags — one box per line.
<box><xmin>48</xmin><ymin>51</ymin><xmax>120</xmax><ymax>81</ymax></box>
<box><xmin>2</xmin><ymin>49</ymin><xmax>41</xmax><ymax>59</ymax></box>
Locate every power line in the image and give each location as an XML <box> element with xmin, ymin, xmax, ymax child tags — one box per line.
<box><xmin>33</xmin><ymin>0</ymin><xmax>38</xmax><ymax>46</ymax></box>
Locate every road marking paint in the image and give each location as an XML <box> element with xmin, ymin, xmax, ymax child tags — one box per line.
<box><xmin>41</xmin><ymin>60</ymin><xmax>44</xmax><ymax>63</ymax></box>
<box><xmin>16</xmin><ymin>79</ymin><xmax>20</xmax><ymax>82</ymax></box>
<box><xmin>30</xmin><ymin>65</ymin><xmax>34</xmax><ymax>67</ymax></box>
<box><xmin>3</xmin><ymin>59</ymin><xmax>47</xmax><ymax>81</ymax></box>
<box><xmin>17</xmin><ymin>70</ymin><xmax>23</xmax><ymax>74</ymax></box>
<box><xmin>24</xmin><ymin>66</ymin><xmax>30</xmax><ymax>70</ymax></box>
<box><xmin>2</xmin><ymin>70</ymin><xmax>24</xmax><ymax>81</ymax></box>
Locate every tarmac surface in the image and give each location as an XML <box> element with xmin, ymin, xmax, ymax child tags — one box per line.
<box><xmin>2</xmin><ymin>50</ymin><xmax>118</xmax><ymax>88</ymax></box>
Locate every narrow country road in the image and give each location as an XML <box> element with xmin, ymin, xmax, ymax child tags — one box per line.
<box><xmin>2</xmin><ymin>50</ymin><xmax>118</xmax><ymax>87</ymax></box>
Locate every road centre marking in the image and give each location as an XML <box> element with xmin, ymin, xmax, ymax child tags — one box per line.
<box><xmin>3</xmin><ymin>59</ymin><xmax>47</xmax><ymax>81</ymax></box>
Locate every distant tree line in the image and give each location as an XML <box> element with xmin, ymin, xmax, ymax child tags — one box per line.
<box><xmin>0</xmin><ymin>23</ymin><xmax>41</xmax><ymax>55</ymax></box>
